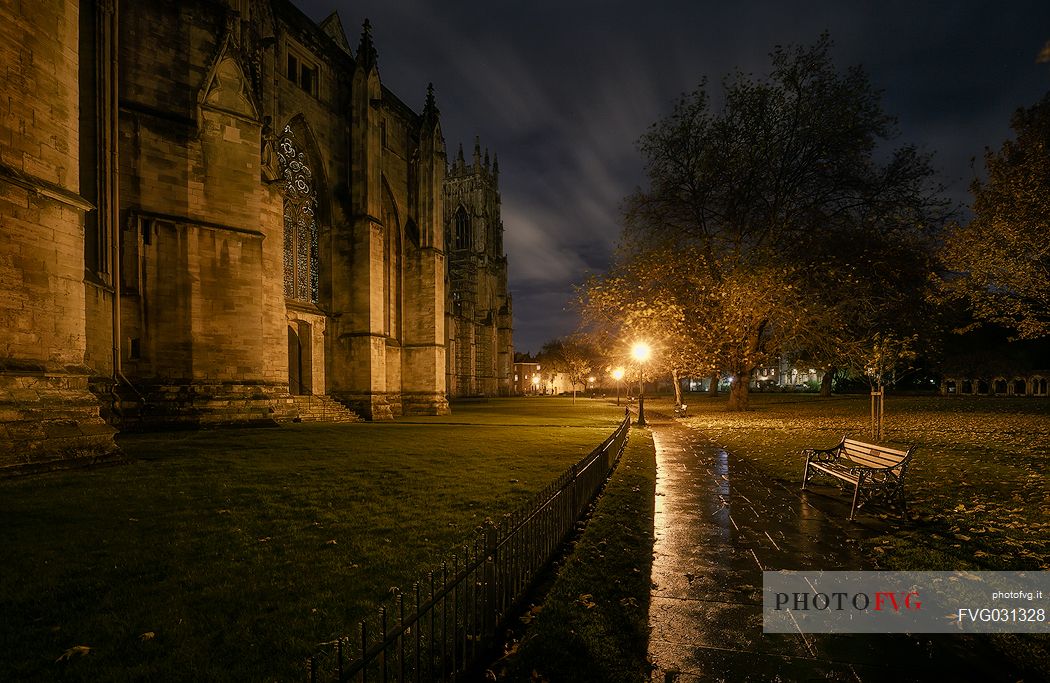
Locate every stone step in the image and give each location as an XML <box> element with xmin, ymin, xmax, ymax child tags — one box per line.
<box><xmin>290</xmin><ymin>395</ymin><xmax>361</xmax><ymax>423</ymax></box>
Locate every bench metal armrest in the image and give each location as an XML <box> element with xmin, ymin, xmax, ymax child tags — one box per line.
<box><xmin>802</xmin><ymin>446</ymin><xmax>840</xmax><ymax>464</ymax></box>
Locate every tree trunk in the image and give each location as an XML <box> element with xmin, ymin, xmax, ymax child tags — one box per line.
<box><xmin>819</xmin><ymin>367</ymin><xmax>835</xmax><ymax>397</ymax></box>
<box><xmin>672</xmin><ymin>368</ymin><xmax>683</xmax><ymax>406</ymax></box>
<box><xmin>707</xmin><ymin>372</ymin><xmax>719</xmax><ymax>397</ymax></box>
<box><xmin>572</xmin><ymin>387</ymin><xmax>577</xmax><ymax>404</ymax></box>
<box><xmin>726</xmin><ymin>371</ymin><xmax>751</xmax><ymax>411</ymax></box>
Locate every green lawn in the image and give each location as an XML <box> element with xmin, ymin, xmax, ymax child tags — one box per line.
<box><xmin>0</xmin><ymin>398</ymin><xmax>624</xmax><ymax>682</ymax></box>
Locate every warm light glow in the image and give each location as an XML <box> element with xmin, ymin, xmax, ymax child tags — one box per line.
<box><xmin>631</xmin><ymin>341</ymin><xmax>652</xmax><ymax>363</ymax></box>
<box><xmin>532</xmin><ymin>376</ymin><xmax>539</xmax><ymax>385</ymax></box>
<box><xmin>588</xmin><ymin>376</ymin><xmax>595</xmax><ymax>383</ymax></box>
<box><xmin>611</xmin><ymin>367</ymin><xmax>625</xmax><ymax>381</ymax></box>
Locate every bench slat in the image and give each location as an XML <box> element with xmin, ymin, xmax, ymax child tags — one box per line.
<box><xmin>842</xmin><ymin>441</ymin><xmax>909</xmax><ymax>469</ymax></box>
<box><xmin>843</xmin><ymin>439</ymin><xmax>909</xmax><ymax>458</ymax></box>
<box><xmin>842</xmin><ymin>452</ymin><xmax>904</xmax><ymax>469</ymax></box>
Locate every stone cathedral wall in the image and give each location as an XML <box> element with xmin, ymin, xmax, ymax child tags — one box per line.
<box><xmin>0</xmin><ymin>0</ymin><xmax>117</xmax><ymax>469</ymax></box>
<box><xmin>114</xmin><ymin>0</ymin><xmax>292</xmax><ymax>425</ymax></box>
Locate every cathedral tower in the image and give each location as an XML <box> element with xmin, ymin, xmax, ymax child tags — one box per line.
<box><xmin>443</xmin><ymin>137</ymin><xmax>514</xmax><ymax>397</ymax></box>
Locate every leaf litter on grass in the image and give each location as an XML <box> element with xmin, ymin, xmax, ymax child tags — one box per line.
<box><xmin>679</xmin><ymin>394</ymin><xmax>1050</xmax><ymax>569</ymax></box>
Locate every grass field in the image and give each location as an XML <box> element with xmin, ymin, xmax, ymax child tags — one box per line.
<box><xmin>0</xmin><ymin>398</ymin><xmax>625</xmax><ymax>682</ymax></box>
<box><xmin>5</xmin><ymin>393</ymin><xmax>1046</xmax><ymax>680</ymax></box>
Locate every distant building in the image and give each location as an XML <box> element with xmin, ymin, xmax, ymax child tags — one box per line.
<box><xmin>513</xmin><ymin>361</ymin><xmax>542</xmax><ymax>395</ymax></box>
<box><xmin>937</xmin><ymin>328</ymin><xmax>1049</xmax><ymax>398</ymax></box>
<box><xmin>752</xmin><ymin>360</ymin><xmax>824</xmax><ymax>391</ymax></box>
<box><xmin>511</xmin><ymin>360</ymin><xmax>584</xmax><ymax>396</ymax></box>
<box><xmin>680</xmin><ymin>359</ymin><xmax>824</xmax><ymax>392</ymax></box>
<box><xmin>941</xmin><ymin>375</ymin><xmax>1048</xmax><ymax>397</ymax></box>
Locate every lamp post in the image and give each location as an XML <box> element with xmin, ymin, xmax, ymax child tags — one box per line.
<box><xmin>631</xmin><ymin>342</ymin><xmax>651</xmax><ymax>427</ymax></box>
<box><xmin>611</xmin><ymin>367</ymin><xmax>625</xmax><ymax>406</ymax></box>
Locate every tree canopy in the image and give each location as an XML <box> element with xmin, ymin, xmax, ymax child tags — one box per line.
<box><xmin>939</xmin><ymin>92</ymin><xmax>1050</xmax><ymax>340</ymax></box>
<box><xmin>582</xmin><ymin>35</ymin><xmax>946</xmax><ymax>410</ymax></box>
<box><xmin>538</xmin><ymin>337</ymin><xmax>602</xmax><ymax>402</ymax></box>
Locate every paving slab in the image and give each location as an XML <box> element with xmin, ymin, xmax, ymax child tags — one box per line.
<box><xmin>644</xmin><ymin>415</ymin><xmax>1020</xmax><ymax>682</ymax></box>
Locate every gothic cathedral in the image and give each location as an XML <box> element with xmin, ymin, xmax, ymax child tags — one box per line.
<box><xmin>0</xmin><ymin>0</ymin><xmax>513</xmax><ymax>471</ymax></box>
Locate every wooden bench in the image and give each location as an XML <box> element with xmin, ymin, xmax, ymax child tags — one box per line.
<box><xmin>801</xmin><ymin>437</ymin><xmax>916</xmax><ymax>520</ymax></box>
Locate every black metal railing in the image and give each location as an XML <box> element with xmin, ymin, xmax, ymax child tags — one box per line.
<box><xmin>307</xmin><ymin>410</ymin><xmax>632</xmax><ymax>681</ymax></box>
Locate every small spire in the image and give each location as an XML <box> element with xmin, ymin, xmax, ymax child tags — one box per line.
<box><xmin>493</xmin><ymin>153</ymin><xmax>499</xmax><ymax>179</ymax></box>
<box><xmin>358</xmin><ymin>18</ymin><xmax>378</xmax><ymax>71</ymax></box>
<box><xmin>451</xmin><ymin>139</ymin><xmax>464</xmax><ymax>173</ymax></box>
<box><xmin>473</xmin><ymin>135</ymin><xmax>481</xmax><ymax>169</ymax></box>
<box><xmin>425</xmin><ymin>83</ymin><xmax>437</xmax><ymax>113</ymax></box>
<box><xmin>422</xmin><ymin>82</ymin><xmax>439</xmax><ymax>127</ymax></box>
<box><xmin>484</xmin><ymin>148</ymin><xmax>490</xmax><ymax>169</ymax></box>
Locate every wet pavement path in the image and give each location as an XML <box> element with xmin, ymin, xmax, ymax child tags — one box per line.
<box><xmin>644</xmin><ymin>415</ymin><xmax>1015</xmax><ymax>682</ymax></box>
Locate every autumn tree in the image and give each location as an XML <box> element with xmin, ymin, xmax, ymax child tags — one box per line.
<box><xmin>600</xmin><ymin>34</ymin><xmax>945</xmax><ymax>410</ymax></box>
<box><xmin>939</xmin><ymin>93</ymin><xmax>1050</xmax><ymax>340</ymax></box>
<box><xmin>539</xmin><ymin>337</ymin><xmax>601</xmax><ymax>403</ymax></box>
<box><xmin>580</xmin><ymin>245</ymin><xmax>718</xmax><ymax>405</ymax></box>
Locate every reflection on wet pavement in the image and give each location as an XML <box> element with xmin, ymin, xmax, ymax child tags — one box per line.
<box><xmin>646</xmin><ymin>418</ymin><xmax>1018</xmax><ymax>682</ymax></box>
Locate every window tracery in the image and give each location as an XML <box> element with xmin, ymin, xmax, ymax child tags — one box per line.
<box><xmin>277</xmin><ymin>125</ymin><xmax>319</xmax><ymax>302</ymax></box>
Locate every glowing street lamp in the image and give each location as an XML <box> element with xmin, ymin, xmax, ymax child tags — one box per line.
<box><xmin>531</xmin><ymin>375</ymin><xmax>540</xmax><ymax>395</ymax></box>
<box><xmin>631</xmin><ymin>342</ymin><xmax>652</xmax><ymax>426</ymax></box>
<box><xmin>611</xmin><ymin>367</ymin><xmax>625</xmax><ymax>406</ymax></box>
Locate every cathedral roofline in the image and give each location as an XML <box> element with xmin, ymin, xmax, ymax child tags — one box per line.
<box><xmin>272</xmin><ymin>0</ymin><xmax>355</xmax><ymax>69</ymax></box>
<box><xmin>318</xmin><ymin>11</ymin><xmax>352</xmax><ymax>55</ymax></box>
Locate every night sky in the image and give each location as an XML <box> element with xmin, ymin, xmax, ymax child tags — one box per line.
<box><xmin>294</xmin><ymin>0</ymin><xmax>1050</xmax><ymax>354</ymax></box>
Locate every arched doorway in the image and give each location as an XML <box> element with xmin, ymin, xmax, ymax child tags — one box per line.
<box><xmin>287</xmin><ymin>321</ymin><xmax>313</xmax><ymax>395</ymax></box>
<box><xmin>1035</xmin><ymin>377</ymin><xmax>1048</xmax><ymax>396</ymax></box>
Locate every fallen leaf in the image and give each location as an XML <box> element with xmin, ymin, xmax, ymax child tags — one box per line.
<box><xmin>56</xmin><ymin>645</ymin><xmax>91</xmax><ymax>661</ymax></box>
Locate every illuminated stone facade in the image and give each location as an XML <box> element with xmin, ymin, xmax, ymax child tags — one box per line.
<box><xmin>0</xmin><ymin>0</ymin><xmax>511</xmax><ymax>469</ymax></box>
<box><xmin>444</xmin><ymin>139</ymin><xmax>514</xmax><ymax>397</ymax></box>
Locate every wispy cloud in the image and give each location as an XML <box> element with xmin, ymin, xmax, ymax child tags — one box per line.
<box><xmin>301</xmin><ymin>0</ymin><xmax>1050</xmax><ymax>352</ymax></box>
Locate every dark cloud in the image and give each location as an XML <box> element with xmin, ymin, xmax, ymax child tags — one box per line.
<box><xmin>295</xmin><ymin>0</ymin><xmax>1050</xmax><ymax>353</ymax></box>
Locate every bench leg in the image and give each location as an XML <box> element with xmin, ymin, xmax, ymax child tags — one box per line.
<box><xmin>802</xmin><ymin>460</ymin><xmax>809</xmax><ymax>490</ymax></box>
<box><xmin>849</xmin><ymin>474</ymin><xmax>865</xmax><ymax>521</ymax></box>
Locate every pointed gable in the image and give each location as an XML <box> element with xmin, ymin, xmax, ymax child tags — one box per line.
<box><xmin>319</xmin><ymin>12</ymin><xmax>352</xmax><ymax>55</ymax></box>
<box><xmin>199</xmin><ymin>34</ymin><xmax>259</xmax><ymax>122</ymax></box>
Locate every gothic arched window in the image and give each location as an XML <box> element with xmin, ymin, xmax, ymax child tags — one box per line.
<box><xmin>277</xmin><ymin>125</ymin><xmax>319</xmax><ymax>302</ymax></box>
<box><xmin>454</xmin><ymin>206</ymin><xmax>470</xmax><ymax>251</ymax></box>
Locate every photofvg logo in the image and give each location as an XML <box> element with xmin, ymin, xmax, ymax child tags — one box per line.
<box><xmin>773</xmin><ymin>588</ymin><xmax>921</xmax><ymax>613</ymax></box>
<box><xmin>762</xmin><ymin>571</ymin><xmax>1050</xmax><ymax>634</ymax></box>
